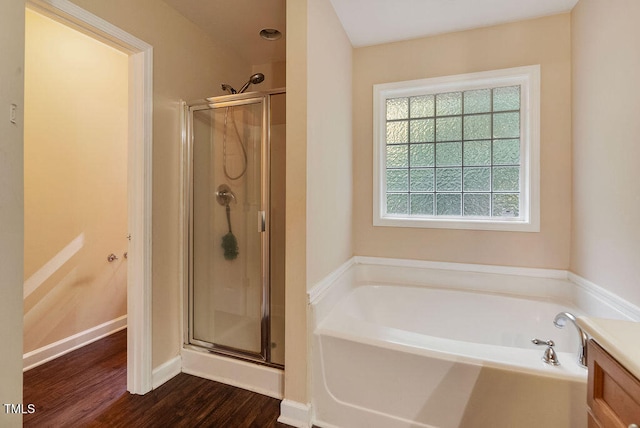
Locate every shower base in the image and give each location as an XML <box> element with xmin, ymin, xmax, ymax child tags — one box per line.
<box><xmin>181</xmin><ymin>346</ymin><xmax>283</xmax><ymax>399</ymax></box>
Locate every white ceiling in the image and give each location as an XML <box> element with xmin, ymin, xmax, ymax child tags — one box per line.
<box><xmin>329</xmin><ymin>0</ymin><xmax>580</xmax><ymax>47</ymax></box>
<box><xmin>162</xmin><ymin>0</ymin><xmax>579</xmax><ymax>65</ymax></box>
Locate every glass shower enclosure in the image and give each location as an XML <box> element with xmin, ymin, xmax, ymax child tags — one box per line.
<box><xmin>183</xmin><ymin>89</ymin><xmax>285</xmax><ymax>367</ymax></box>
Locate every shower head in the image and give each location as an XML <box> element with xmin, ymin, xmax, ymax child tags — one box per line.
<box><xmin>250</xmin><ymin>73</ymin><xmax>265</xmax><ymax>84</ymax></box>
<box><xmin>221</xmin><ymin>83</ymin><xmax>237</xmax><ymax>94</ymax></box>
<box><xmin>237</xmin><ymin>73</ymin><xmax>265</xmax><ymax>93</ymax></box>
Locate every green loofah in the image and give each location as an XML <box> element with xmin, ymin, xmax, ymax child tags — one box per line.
<box><xmin>221</xmin><ymin>232</ymin><xmax>239</xmax><ymax>260</ymax></box>
<box><xmin>221</xmin><ymin>202</ymin><xmax>239</xmax><ymax>260</ymax></box>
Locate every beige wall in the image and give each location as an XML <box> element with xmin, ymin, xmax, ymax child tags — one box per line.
<box><xmin>283</xmin><ymin>0</ymin><xmax>354</xmax><ymax>404</ymax></box>
<box><xmin>571</xmin><ymin>0</ymin><xmax>640</xmax><ymax>306</ymax></box>
<box><xmin>353</xmin><ymin>14</ymin><xmax>572</xmax><ymax>269</ymax></box>
<box><xmin>69</xmin><ymin>0</ymin><xmax>251</xmax><ymax>368</ymax></box>
<box><xmin>252</xmin><ymin>61</ymin><xmax>286</xmax><ymax>91</ymax></box>
<box><xmin>23</xmin><ymin>9</ymin><xmax>128</xmax><ymax>354</ymax></box>
<box><xmin>0</xmin><ymin>0</ymin><xmax>25</xmax><ymax>424</ymax></box>
<box><xmin>307</xmin><ymin>0</ymin><xmax>354</xmax><ymax>286</ymax></box>
<box><xmin>285</xmin><ymin>0</ymin><xmax>308</xmax><ymax>405</ymax></box>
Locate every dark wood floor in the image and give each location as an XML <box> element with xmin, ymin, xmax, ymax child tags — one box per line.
<box><xmin>24</xmin><ymin>329</ymin><xmax>289</xmax><ymax>427</ymax></box>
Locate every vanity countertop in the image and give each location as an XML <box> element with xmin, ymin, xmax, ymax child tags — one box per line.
<box><xmin>577</xmin><ymin>317</ymin><xmax>640</xmax><ymax>380</ymax></box>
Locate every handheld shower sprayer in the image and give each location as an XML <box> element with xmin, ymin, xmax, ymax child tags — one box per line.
<box><xmin>237</xmin><ymin>73</ymin><xmax>265</xmax><ymax>93</ymax></box>
<box><xmin>220</xmin><ymin>72</ymin><xmax>265</xmax><ymax>95</ymax></box>
<box><xmin>219</xmin><ymin>72</ymin><xmax>265</xmax><ymax>180</ymax></box>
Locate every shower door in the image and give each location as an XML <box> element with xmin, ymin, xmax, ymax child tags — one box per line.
<box><xmin>186</xmin><ymin>94</ymin><xmax>270</xmax><ymax>362</ymax></box>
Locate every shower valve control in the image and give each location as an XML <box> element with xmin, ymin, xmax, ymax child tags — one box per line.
<box><xmin>216</xmin><ymin>184</ymin><xmax>236</xmax><ymax>206</ymax></box>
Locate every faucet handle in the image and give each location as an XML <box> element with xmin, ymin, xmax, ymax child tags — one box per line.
<box><xmin>531</xmin><ymin>338</ymin><xmax>554</xmax><ymax>347</ymax></box>
<box><xmin>532</xmin><ymin>338</ymin><xmax>561</xmax><ymax>366</ymax></box>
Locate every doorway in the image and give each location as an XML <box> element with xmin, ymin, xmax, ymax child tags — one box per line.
<box><xmin>23</xmin><ymin>5</ymin><xmax>128</xmax><ymax>365</ymax></box>
<box><xmin>23</xmin><ymin>0</ymin><xmax>152</xmax><ymax>394</ymax></box>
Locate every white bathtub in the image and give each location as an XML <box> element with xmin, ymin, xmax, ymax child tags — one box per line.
<box><xmin>311</xmin><ymin>260</ymin><xmax>595</xmax><ymax>428</ymax></box>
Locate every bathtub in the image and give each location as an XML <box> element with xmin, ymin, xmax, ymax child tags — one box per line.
<box><xmin>311</xmin><ymin>259</ymin><xmax>592</xmax><ymax>428</ymax></box>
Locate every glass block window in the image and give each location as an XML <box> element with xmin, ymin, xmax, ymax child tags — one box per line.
<box><xmin>373</xmin><ymin>66</ymin><xmax>540</xmax><ymax>232</ymax></box>
<box><xmin>385</xmin><ymin>86</ymin><xmax>521</xmax><ymax>218</ymax></box>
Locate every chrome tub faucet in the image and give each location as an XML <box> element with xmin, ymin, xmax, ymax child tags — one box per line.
<box><xmin>554</xmin><ymin>311</ymin><xmax>588</xmax><ymax>368</ymax></box>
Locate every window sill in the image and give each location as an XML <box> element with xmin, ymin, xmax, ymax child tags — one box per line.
<box><xmin>373</xmin><ymin>215</ymin><xmax>539</xmax><ymax>232</ymax></box>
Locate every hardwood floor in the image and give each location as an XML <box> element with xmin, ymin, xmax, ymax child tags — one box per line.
<box><xmin>23</xmin><ymin>330</ymin><xmax>289</xmax><ymax>427</ymax></box>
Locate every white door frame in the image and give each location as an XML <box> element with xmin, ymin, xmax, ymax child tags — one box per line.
<box><xmin>26</xmin><ymin>0</ymin><xmax>153</xmax><ymax>394</ymax></box>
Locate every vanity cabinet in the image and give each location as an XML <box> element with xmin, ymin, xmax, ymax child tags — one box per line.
<box><xmin>587</xmin><ymin>339</ymin><xmax>640</xmax><ymax>428</ymax></box>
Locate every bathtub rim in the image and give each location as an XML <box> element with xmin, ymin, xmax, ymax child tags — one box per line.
<box><xmin>309</xmin><ymin>256</ymin><xmax>640</xmax><ymax>326</ymax></box>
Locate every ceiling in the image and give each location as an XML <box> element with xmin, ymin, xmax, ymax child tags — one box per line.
<box><xmin>162</xmin><ymin>0</ymin><xmax>579</xmax><ymax>65</ymax></box>
<box><xmin>329</xmin><ymin>0</ymin><xmax>580</xmax><ymax>47</ymax></box>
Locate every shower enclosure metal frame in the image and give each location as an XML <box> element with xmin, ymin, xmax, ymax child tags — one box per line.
<box><xmin>181</xmin><ymin>89</ymin><xmax>285</xmax><ymax>368</ymax></box>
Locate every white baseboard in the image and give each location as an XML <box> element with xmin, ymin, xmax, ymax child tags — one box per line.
<box><xmin>152</xmin><ymin>355</ymin><xmax>182</xmax><ymax>389</ymax></box>
<box><xmin>278</xmin><ymin>400</ymin><xmax>312</xmax><ymax>428</ymax></box>
<box><xmin>23</xmin><ymin>315</ymin><xmax>127</xmax><ymax>371</ymax></box>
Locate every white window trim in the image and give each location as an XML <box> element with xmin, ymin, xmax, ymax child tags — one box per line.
<box><xmin>373</xmin><ymin>65</ymin><xmax>540</xmax><ymax>232</ymax></box>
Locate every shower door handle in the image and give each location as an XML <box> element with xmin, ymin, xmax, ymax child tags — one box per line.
<box><xmin>258</xmin><ymin>211</ymin><xmax>266</xmax><ymax>233</ymax></box>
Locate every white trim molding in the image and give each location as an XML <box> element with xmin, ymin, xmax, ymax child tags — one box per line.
<box><xmin>278</xmin><ymin>400</ymin><xmax>312</xmax><ymax>428</ymax></box>
<box><xmin>568</xmin><ymin>272</ymin><xmax>640</xmax><ymax>321</ymax></box>
<box><xmin>152</xmin><ymin>355</ymin><xmax>182</xmax><ymax>389</ymax></box>
<box><xmin>23</xmin><ymin>316</ymin><xmax>127</xmax><ymax>371</ymax></box>
<box><xmin>353</xmin><ymin>255</ymin><xmax>567</xmax><ymax>279</ymax></box>
<box><xmin>126</xmin><ymin>42</ymin><xmax>154</xmax><ymax>396</ymax></box>
<box><xmin>308</xmin><ymin>258</ymin><xmax>356</xmax><ymax>304</ymax></box>
<box><xmin>26</xmin><ymin>0</ymin><xmax>154</xmax><ymax>395</ymax></box>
